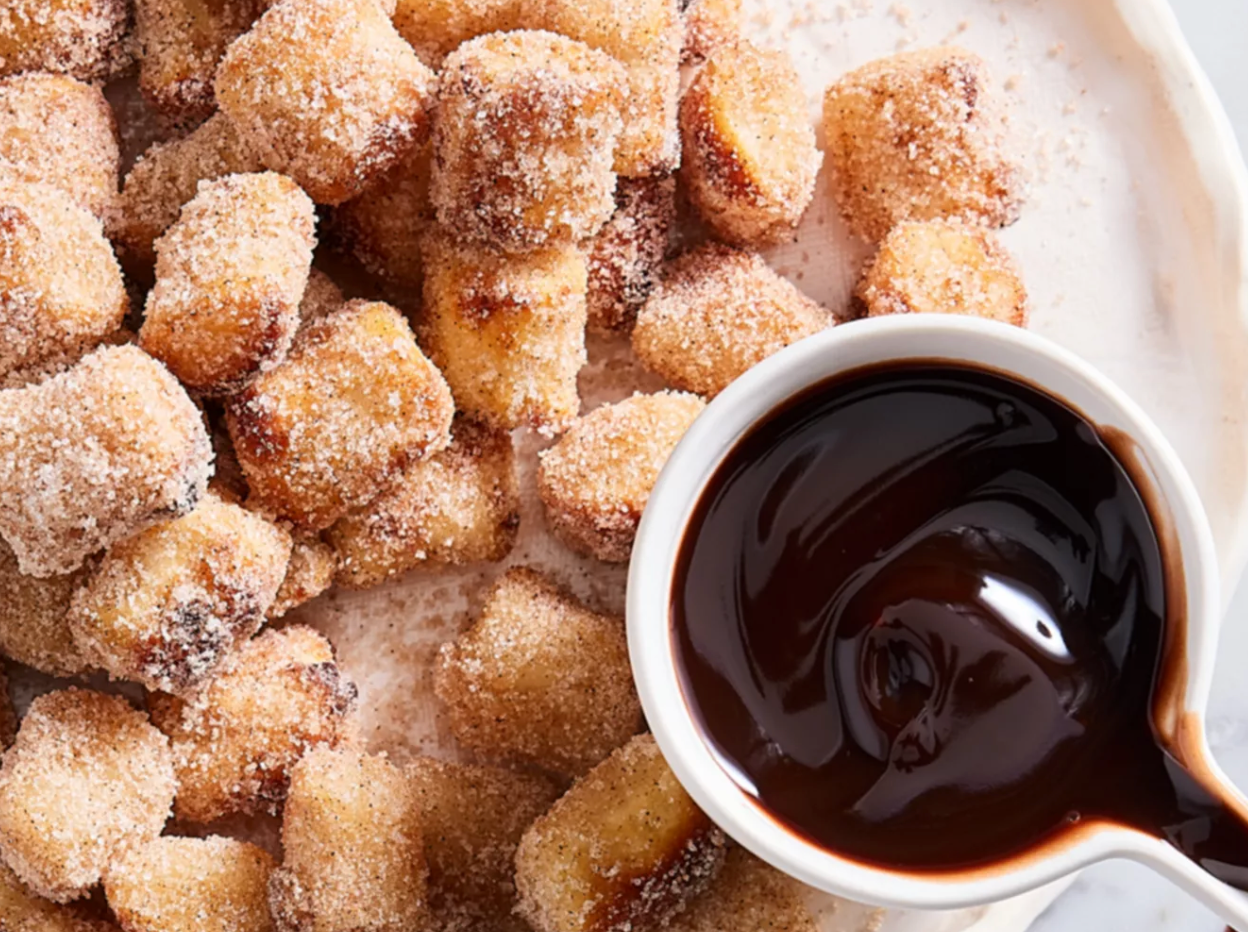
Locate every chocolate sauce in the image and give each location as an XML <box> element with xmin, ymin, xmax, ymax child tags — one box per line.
<box><xmin>672</xmin><ymin>363</ymin><xmax>1248</xmax><ymax>883</ymax></box>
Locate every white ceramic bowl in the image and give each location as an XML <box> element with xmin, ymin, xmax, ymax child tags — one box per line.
<box><xmin>627</xmin><ymin>314</ymin><xmax>1248</xmax><ymax>926</ymax></box>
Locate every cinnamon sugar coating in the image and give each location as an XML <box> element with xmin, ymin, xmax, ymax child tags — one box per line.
<box><xmin>0</xmin><ymin>542</ymin><xmax>93</xmax><ymax>677</ymax></box>
<box><xmin>586</xmin><ymin>176</ymin><xmax>675</xmax><ymax>333</ymax></box>
<box><xmin>0</xmin><ymin>0</ymin><xmax>131</xmax><ymax>83</ymax></box>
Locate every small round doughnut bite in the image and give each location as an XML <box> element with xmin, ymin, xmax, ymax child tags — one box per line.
<box><xmin>0</xmin><ymin>345</ymin><xmax>212</xmax><ymax>578</ymax></box>
<box><xmin>0</xmin><ymin>0</ymin><xmax>130</xmax><ymax>82</ymax></box>
<box><xmin>215</xmin><ymin>0</ymin><xmax>436</xmax><ymax>205</ymax></box>
<box><xmin>105</xmin><ymin>835</ymin><xmax>277</xmax><ymax>932</ymax></box>
<box><xmin>434</xmin><ymin>567</ymin><xmax>642</xmax><ymax>776</ymax></box>
<box><xmin>0</xmin><ymin>179</ymin><xmax>128</xmax><ymax>382</ymax></box>
<box><xmin>148</xmin><ymin>625</ymin><xmax>358</xmax><ymax>824</ymax></box>
<box><xmin>297</xmin><ymin>269</ymin><xmax>345</xmax><ymax>325</ymax></box>
<box><xmin>538</xmin><ymin>391</ymin><xmax>705</xmax><ymax>562</ymax></box>
<box><xmin>681</xmin><ymin>0</ymin><xmax>741</xmax><ymax>64</ymax></box>
<box><xmin>431</xmin><ymin>31</ymin><xmax>626</xmax><ymax>251</ymax></box>
<box><xmin>587</xmin><ymin>176</ymin><xmax>676</xmax><ymax>333</ymax></box>
<box><xmin>420</xmin><ymin>231</ymin><xmax>587</xmax><ymax>434</ymax></box>
<box><xmin>542</xmin><ymin>0</ymin><xmax>683</xmax><ymax>177</ymax></box>
<box><xmin>268</xmin><ymin>747</ymin><xmax>427</xmax><ymax>932</ymax></box>
<box><xmin>391</xmin><ymin>0</ymin><xmax>524</xmax><ymax>67</ymax></box>
<box><xmin>854</xmin><ymin>218</ymin><xmax>1028</xmax><ymax>325</ymax></box>
<box><xmin>823</xmin><ymin>46</ymin><xmax>1024</xmax><ymax>242</ymax></box>
<box><xmin>134</xmin><ymin>0</ymin><xmax>265</xmax><ymax>127</ymax></box>
<box><xmin>666</xmin><ymin>846</ymin><xmax>817</xmax><ymax>932</ymax></box>
<box><xmin>408</xmin><ymin>757</ymin><xmax>560</xmax><ymax>932</ymax></box>
<box><xmin>0</xmin><ymin>689</ymin><xmax>175</xmax><ymax>903</ymax></box>
<box><xmin>139</xmin><ymin>172</ymin><xmax>317</xmax><ymax>396</ymax></box>
<box><xmin>680</xmin><ymin>40</ymin><xmax>821</xmax><ymax>247</ymax></box>
<box><xmin>226</xmin><ymin>300</ymin><xmax>454</xmax><ymax>531</ymax></box>
<box><xmin>632</xmin><ymin>244</ymin><xmax>829</xmax><ymax>398</ymax></box>
<box><xmin>1</xmin><ymin>862</ymin><xmax>120</xmax><ymax>932</ymax></box>
<box><xmin>329</xmin><ymin>143</ymin><xmax>432</xmax><ymax>289</ymax></box>
<box><xmin>113</xmin><ymin>114</ymin><xmax>265</xmax><ymax>266</ymax></box>
<box><xmin>0</xmin><ymin>74</ymin><xmax>119</xmax><ymax>218</ymax></box>
<box><xmin>67</xmin><ymin>493</ymin><xmax>293</xmax><ymax>697</ymax></box>
<box><xmin>515</xmin><ymin>734</ymin><xmax>727</xmax><ymax>932</ymax></box>
<box><xmin>0</xmin><ymin>543</ymin><xmax>93</xmax><ymax>677</ymax></box>
<box><xmin>328</xmin><ymin>418</ymin><xmax>519</xmax><ymax>589</ymax></box>
<box><xmin>268</xmin><ymin>532</ymin><xmax>337</xmax><ymax>620</ymax></box>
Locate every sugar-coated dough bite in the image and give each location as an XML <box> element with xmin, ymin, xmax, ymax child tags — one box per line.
<box><xmin>0</xmin><ymin>179</ymin><xmax>128</xmax><ymax>382</ymax></box>
<box><xmin>680</xmin><ymin>40</ymin><xmax>821</xmax><ymax>246</ymax></box>
<box><xmin>392</xmin><ymin>0</ymin><xmax>524</xmax><ymax>67</ymax></box>
<box><xmin>542</xmin><ymin>0</ymin><xmax>682</xmax><ymax>177</ymax></box>
<box><xmin>227</xmin><ymin>300</ymin><xmax>454</xmax><ymax>531</ymax></box>
<box><xmin>0</xmin><ymin>689</ymin><xmax>175</xmax><ymax>903</ymax></box>
<box><xmin>408</xmin><ymin>757</ymin><xmax>560</xmax><ymax>932</ymax></box>
<box><xmin>420</xmin><ymin>231</ymin><xmax>587</xmax><ymax>434</ymax></box>
<box><xmin>67</xmin><ymin>493</ymin><xmax>293</xmax><ymax>697</ymax></box>
<box><xmin>1</xmin><ymin>862</ymin><xmax>120</xmax><ymax>932</ymax></box>
<box><xmin>632</xmin><ymin>244</ymin><xmax>829</xmax><ymax>398</ymax></box>
<box><xmin>113</xmin><ymin>114</ymin><xmax>265</xmax><ymax>266</ymax></box>
<box><xmin>297</xmin><ymin>269</ymin><xmax>345</xmax><ymax>325</ymax></box>
<box><xmin>329</xmin><ymin>143</ymin><xmax>431</xmax><ymax>289</ymax></box>
<box><xmin>0</xmin><ymin>345</ymin><xmax>211</xmax><ymax>578</ymax></box>
<box><xmin>587</xmin><ymin>176</ymin><xmax>675</xmax><ymax>333</ymax></box>
<box><xmin>215</xmin><ymin>0</ymin><xmax>436</xmax><ymax>205</ymax></box>
<box><xmin>855</xmin><ymin>218</ymin><xmax>1028</xmax><ymax>326</ymax></box>
<box><xmin>431</xmin><ymin>31</ymin><xmax>625</xmax><ymax>252</ymax></box>
<box><xmin>139</xmin><ymin>172</ymin><xmax>317</xmax><ymax>396</ymax></box>
<box><xmin>328</xmin><ymin>418</ymin><xmax>519</xmax><ymax>589</ymax></box>
<box><xmin>823</xmin><ymin>46</ymin><xmax>1024</xmax><ymax>242</ymax></box>
<box><xmin>538</xmin><ymin>392</ymin><xmax>704</xmax><ymax>562</ymax></box>
<box><xmin>515</xmin><ymin>734</ymin><xmax>726</xmax><ymax>932</ymax></box>
<box><xmin>0</xmin><ymin>542</ymin><xmax>93</xmax><ymax>677</ymax></box>
<box><xmin>268</xmin><ymin>532</ymin><xmax>336</xmax><ymax>619</ymax></box>
<box><xmin>268</xmin><ymin>747</ymin><xmax>427</xmax><ymax>932</ymax></box>
<box><xmin>681</xmin><ymin>0</ymin><xmax>740</xmax><ymax>63</ymax></box>
<box><xmin>105</xmin><ymin>835</ymin><xmax>277</xmax><ymax>932</ymax></box>
<box><xmin>435</xmin><ymin>567</ymin><xmax>642</xmax><ymax>776</ymax></box>
<box><xmin>135</xmin><ymin>0</ymin><xmax>265</xmax><ymax>127</ymax></box>
<box><xmin>149</xmin><ymin>626</ymin><xmax>358</xmax><ymax>824</ymax></box>
<box><xmin>666</xmin><ymin>847</ymin><xmax>816</xmax><ymax>932</ymax></box>
<box><xmin>0</xmin><ymin>74</ymin><xmax>119</xmax><ymax>218</ymax></box>
<box><xmin>0</xmin><ymin>0</ymin><xmax>129</xmax><ymax>82</ymax></box>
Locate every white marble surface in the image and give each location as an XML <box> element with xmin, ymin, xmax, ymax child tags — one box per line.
<box><xmin>1031</xmin><ymin>3</ymin><xmax>1248</xmax><ymax>930</ymax></box>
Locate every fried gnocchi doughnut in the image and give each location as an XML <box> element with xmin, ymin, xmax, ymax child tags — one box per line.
<box><xmin>680</xmin><ymin>41</ymin><xmax>820</xmax><ymax>246</ymax></box>
<box><xmin>227</xmin><ymin>300</ymin><xmax>454</xmax><ymax>531</ymax></box>
<box><xmin>515</xmin><ymin>734</ymin><xmax>726</xmax><ymax>932</ymax></box>
<box><xmin>268</xmin><ymin>533</ymin><xmax>336</xmax><ymax>619</ymax></box>
<box><xmin>329</xmin><ymin>143</ymin><xmax>431</xmax><ymax>289</ymax></box>
<box><xmin>0</xmin><ymin>689</ymin><xmax>175</xmax><ymax>903</ymax></box>
<box><xmin>391</xmin><ymin>0</ymin><xmax>523</xmax><ymax>67</ymax></box>
<box><xmin>408</xmin><ymin>757</ymin><xmax>560</xmax><ymax>932</ymax></box>
<box><xmin>587</xmin><ymin>176</ymin><xmax>675</xmax><ymax>333</ymax></box>
<box><xmin>667</xmin><ymin>847</ymin><xmax>816</xmax><ymax>932</ymax></box>
<box><xmin>1</xmin><ymin>862</ymin><xmax>120</xmax><ymax>932</ymax></box>
<box><xmin>105</xmin><ymin>836</ymin><xmax>277</xmax><ymax>932</ymax></box>
<box><xmin>67</xmin><ymin>493</ymin><xmax>293</xmax><ymax>697</ymax></box>
<box><xmin>823</xmin><ymin>47</ymin><xmax>1024</xmax><ymax>242</ymax></box>
<box><xmin>854</xmin><ymin>218</ymin><xmax>1028</xmax><ymax>325</ymax></box>
<box><xmin>298</xmin><ymin>269</ymin><xmax>345</xmax><ymax>325</ymax></box>
<box><xmin>135</xmin><ymin>0</ymin><xmax>265</xmax><ymax>127</ymax></box>
<box><xmin>681</xmin><ymin>0</ymin><xmax>740</xmax><ymax>63</ymax></box>
<box><xmin>420</xmin><ymin>231</ymin><xmax>587</xmax><ymax>434</ymax></box>
<box><xmin>0</xmin><ymin>345</ymin><xmax>211</xmax><ymax>578</ymax></box>
<box><xmin>113</xmin><ymin>114</ymin><xmax>265</xmax><ymax>266</ymax></box>
<box><xmin>0</xmin><ymin>74</ymin><xmax>119</xmax><ymax>218</ymax></box>
<box><xmin>435</xmin><ymin>567</ymin><xmax>642</xmax><ymax>776</ymax></box>
<box><xmin>542</xmin><ymin>0</ymin><xmax>682</xmax><ymax>177</ymax></box>
<box><xmin>0</xmin><ymin>0</ymin><xmax>130</xmax><ymax>83</ymax></box>
<box><xmin>538</xmin><ymin>392</ymin><xmax>705</xmax><ymax>562</ymax></box>
<box><xmin>139</xmin><ymin>172</ymin><xmax>317</xmax><ymax>396</ymax></box>
<box><xmin>431</xmin><ymin>31</ymin><xmax>626</xmax><ymax>251</ymax></box>
<box><xmin>149</xmin><ymin>626</ymin><xmax>358</xmax><ymax>824</ymax></box>
<box><xmin>328</xmin><ymin>418</ymin><xmax>519</xmax><ymax>589</ymax></box>
<box><xmin>268</xmin><ymin>747</ymin><xmax>427</xmax><ymax>932</ymax></box>
<box><xmin>632</xmin><ymin>244</ymin><xmax>829</xmax><ymax>398</ymax></box>
<box><xmin>215</xmin><ymin>0</ymin><xmax>436</xmax><ymax>205</ymax></box>
<box><xmin>0</xmin><ymin>543</ymin><xmax>93</xmax><ymax>677</ymax></box>
<box><xmin>0</xmin><ymin>179</ymin><xmax>128</xmax><ymax>382</ymax></box>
